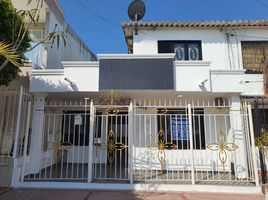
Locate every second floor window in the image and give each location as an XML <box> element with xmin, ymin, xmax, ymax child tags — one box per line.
<box><xmin>158</xmin><ymin>40</ymin><xmax>202</xmax><ymax>61</ymax></box>
<box><xmin>241</xmin><ymin>41</ymin><xmax>268</xmax><ymax>73</ymax></box>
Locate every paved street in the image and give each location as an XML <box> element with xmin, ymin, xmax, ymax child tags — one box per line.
<box><xmin>0</xmin><ymin>188</ymin><xmax>265</xmax><ymax>200</ymax></box>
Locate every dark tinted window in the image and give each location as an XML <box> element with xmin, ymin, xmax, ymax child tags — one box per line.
<box><xmin>158</xmin><ymin>40</ymin><xmax>202</xmax><ymax>61</ymax></box>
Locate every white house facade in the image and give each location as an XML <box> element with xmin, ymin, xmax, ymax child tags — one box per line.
<box><xmin>2</xmin><ymin>19</ymin><xmax>268</xmax><ymax>194</ymax></box>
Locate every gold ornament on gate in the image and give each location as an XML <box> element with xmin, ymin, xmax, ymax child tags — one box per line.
<box><xmin>44</xmin><ymin>141</ymin><xmax>73</xmax><ymax>162</ymax></box>
<box><xmin>207</xmin><ymin>130</ymin><xmax>238</xmax><ymax>171</ymax></box>
<box><xmin>94</xmin><ymin>90</ymin><xmax>131</xmax><ymax>106</ymax></box>
<box><xmin>97</xmin><ymin>117</ymin><xmax>127</xmax><ymax>175</ymax></box>
<box><xmin>147</xmin><ymin>108</ymin><xmax>177</xmax><ymax>173</ymax></box>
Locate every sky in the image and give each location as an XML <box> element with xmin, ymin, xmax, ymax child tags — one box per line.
<box><xmin>58</xmin><ymin>0</ymin><xmax>268</xmax><ymax>54</ymax></box>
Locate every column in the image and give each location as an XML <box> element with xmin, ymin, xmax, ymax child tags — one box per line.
<box><xmin>128</xmin><ymin>101</ymin><xmax>134</xmax><ymax>183</ymax></box>
<box><xmin>29</xmin><ymin>94</ymin><xmax>46</xmax><ymax>173</ymax></box>
<box><xmin>230</xmin><ymin>96</ymin><xmax>247</xmax><ymax>179</ymax></box>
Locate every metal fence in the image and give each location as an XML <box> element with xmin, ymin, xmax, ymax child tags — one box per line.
<box><xmin>0</xmin><ymin>87</ymin><xmax>32</xmax><ymax>165</ymax></box>
<box><xmin>21</xmin><ymin>100</ymin><xmax>258</xmax><ymax>186</ymax></box>
<box><xmin>133</xmin><ymin>106</ymin><xmax>255</xmax><ymax>184</ymax></box>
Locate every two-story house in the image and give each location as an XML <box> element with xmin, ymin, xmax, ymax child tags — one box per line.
<box><xmin>0</xmin><ymin>0</ymin><xmax>96</xmax><ymax>187</ymax></box>
<box><xmin>6</xmin><ymin>19</ymin><xmax>268</xmax><ymax>195</ymax></box>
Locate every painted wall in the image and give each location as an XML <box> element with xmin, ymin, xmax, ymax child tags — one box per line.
<box><xmin>45</xmin><ymin>12</ymin><xmax>96</xmax><ymax>69</ymax></box>
<box><xmin>133</xmin><ymin>28</ymin><xmax>268</xmax><ymax>71</ymax></box>
<box><xmin>30</xmin><ymin>59</ymin><xmax>263</xmax><ymax>97</ymax></box>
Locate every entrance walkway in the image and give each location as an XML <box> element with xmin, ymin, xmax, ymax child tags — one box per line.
<box><xmin>0</xmin><ymin>188</ymin><xmax>264</xmax><ymax>200</ymax></box>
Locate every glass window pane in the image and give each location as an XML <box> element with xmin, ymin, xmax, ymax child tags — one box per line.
<box><xmin>188</xmin><ymin>43</ymin><xmax>200</xmax><ymax>60</ymax></box>
<box><xmin>174</xmin><ymin>44</ymin><xmax>185</xmax><ymax>60</ymax></box>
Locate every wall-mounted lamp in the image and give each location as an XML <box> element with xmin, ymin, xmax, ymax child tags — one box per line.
<box><xmin>64</xmin><ymin>77</ymin><xmax>78</xmax><ymax>91</ymax></box>
<box><xmin>199</xmin><ymin>79</ymin><xmax>208</xmax><ymax>87</ymax></box>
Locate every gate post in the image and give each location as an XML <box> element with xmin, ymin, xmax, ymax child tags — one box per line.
<box><xmin>88</xmin><ymin>99</ymin><xmax>94</xmax><ymax>182</ymax></box>
<box><xmin>128</xmin><ymin>101</ymin><xmax>134</xmax><ymax>184</ymax></box>
<box><xmin>13</xmin><ymin>85</ymin><xmax>23</xmax><ymax>158</ymax></box>
<box><xmin>20</xmin><ymin>100</ymin><xmax>32</xmax><ymax>182</ymax></box>
<box><xmin>11</xmin><ymin>86</ymin><xmax>24</xmax><ymax>186</ymax></box>
<box><xmin>247</xmin><ymin>103</ymin><xmax>260</xmax><ymax>187</ymax></box>
<box><xmin>29</xmin><ymin>94</ymin><xmax>46</xmax><ymax>173</ymax></box>
<box><xmin>188</xmin><ymin>103</ymin><xmax>195</xmax><ymax>185</ymax></box>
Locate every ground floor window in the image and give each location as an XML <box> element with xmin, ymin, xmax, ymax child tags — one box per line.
<box><xmin>157</xmin><ymin>109</ymin><xmax>206</xmax><ymax>150</ymax></box>
<box><xmin>62</xmin><ymin>112</ymin><xmax>90</xmax><ymax>146</ymax></box>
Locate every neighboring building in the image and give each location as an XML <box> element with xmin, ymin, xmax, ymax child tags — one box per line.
<box><xmin>2</xmin><ymin>18</ymin><xmax>268</xmax><ymax>195</ymax></box>
<box><xmin>0</xmin><ymin>0</ymin><xmax>96</xmax><ymax>187</ymax></box>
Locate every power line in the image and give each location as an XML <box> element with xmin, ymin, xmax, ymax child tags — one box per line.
<box><xmin>255</xmin><ymin>0</ymin><xmax>268</xmax><ymax>9</ymax></box>
<box><xmin>74</xmin><ymin>0</ymin><xmax>121</xmax><ymax>28</ymax></box>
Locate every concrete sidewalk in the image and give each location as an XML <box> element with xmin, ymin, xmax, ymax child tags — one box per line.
<box><xmin>0</xmin><ymin>188</ymin><xmax>265</xmax><ymax>200</ymax></box>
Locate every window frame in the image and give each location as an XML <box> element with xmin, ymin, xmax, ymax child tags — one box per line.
<box><xmin>241</xmin><ymin>41</ymin><xmax>268</xmax><ymax>74</ymax></box>
<box><xmin>158</xmin><ymin>40</ymin><xmax>203</xmax><ymax>61</ymax></box>
<box><xmin>156</xmin><ymin>108</ymin><xmax>206</xmax><ymax>150</ymax></box>
<box><xmin>61</xmin><ymin>111</ymin><xmax>90</xmax><ymax>146</ymax></box>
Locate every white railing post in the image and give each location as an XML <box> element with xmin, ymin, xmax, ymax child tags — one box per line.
<box><xmin>188</xmin><ymin>103</ymin><xmax>195</xmax><ymax>185</ymax></box>
<box><xmin>247</xmin><ymin>103</ymin><xmax>260</xmax><ymax>187</ymax></box>
<box><xmin>20</xmin><ymin>100</ymin><xmax>32</xmax><ymax>182</ymax></box>
<box><xmin>13</xmin><ymin>86</ymin><xmax>23</xmax><ymax>158</ymax></box>
<box><xmin>88</xmin><ymin>99</ymin><xmax>94</xmax><ymax>182</ymax></box>
<box><xmin>128</xmin><ymin>101</ymin><xmax>134</xmax><ymax>184</ymax></box>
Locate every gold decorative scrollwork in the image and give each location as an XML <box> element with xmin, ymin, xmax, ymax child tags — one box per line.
<box><xmin>104</xmin><ymin>108</ymin><xmax>119</xmax><ymax>115</ymax></box>
<box><xmin>147</xmin><ymin>109</ymin><xmax>177</xmax><ymax>173</ymax></box>
<box><xmin>94</xmin><ymin>90</ymin><xmax>131</xmax><ymax>106</ymax></box>
<box><xmin>94</xmin><ymin>90</ymin><xmax>129</xmax><ymax>176</ymax></box>
<box><xmin>44</xmin><ymin>141</ymin><xmax>73</xmax><ymax>162</ymax></box>
<box><xmin>207</xmin><ymin>130</ymin><xmax>238</xmax><ymax>171</ymax></box>
<box><xmin>97</xmin><ymin>117</ymin><xmax>127</xmax><ymax>175</ymax></box>
<box><xmin>206</xmin><ymin>107</ymin><xmax>230</xmax><ymax>114</ymax></box>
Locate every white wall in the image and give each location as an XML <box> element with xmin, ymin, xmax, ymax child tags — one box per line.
<box><xmin>30</xmin><ymin>61</ymin><xmax>99</xmax><ymax>92</ymax></box>
<box><xmin>45</xmin><ymin>11</ymin><xmax>96</xmax><ymax>69</ymax></box>
<box><xmin>30</xmin><ymin>58</ymin><xmax>264</xmax><ymax>96</ymax></box>
<box><xmin>133</xmin><ymin>28</ymin><xmax>268</xmax><ymax>71</ymax></box>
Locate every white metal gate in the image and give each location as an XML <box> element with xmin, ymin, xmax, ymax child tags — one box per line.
<box><xmin>132</xmin><ymin>104</ymin><xmax>256</xmax><ymax>184</ymax></box>
<box><xmin>92</xmin><ymin>105</ymin><xmax>129</xmax><ymax>181</ymax></box>
<box><xmin>23</xmin><ymin>111</ymin><xmax>90</xmax><ymax>181</ymax></box>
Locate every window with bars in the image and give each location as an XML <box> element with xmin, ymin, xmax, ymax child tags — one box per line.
<box><xmin>241</xmin><ymin>41</ymin><xmax>268</xmax><ymax>73</ymax></box>
<box><xmin>158</xmin><ymin>40</ymin><xmax>202</xmax><ymax>61</ymax></box>
<box><xmin>61</xmin><ymin>112</ymin><xmax>90</xmax><ymax>146</ymax></box>
<box><xmin>157</xmin><ymin>109</ymin><xmax>206</xmax><ymax>150</ymax></box>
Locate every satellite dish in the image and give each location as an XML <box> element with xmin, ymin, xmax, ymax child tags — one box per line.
<box><xmin>128</xmin><ymin>0</ymin><xmax>146</xmax><ymax>21</ymax></box>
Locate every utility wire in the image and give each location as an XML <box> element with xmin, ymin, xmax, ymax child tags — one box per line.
<box><xmin>255</xmin><ymin>0</ymin><xmax>268</xmax><ymax>9</ymax></box>
<box><xmin>75</xmin><ymin>0</ymin><xmax>121</xmax><ymax>28</ymax></box>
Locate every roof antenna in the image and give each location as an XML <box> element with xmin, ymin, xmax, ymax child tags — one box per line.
<box><xmin>128</xmin><ymin>0</ymin><xmax>146</xmax><ymax>35</ymax></box>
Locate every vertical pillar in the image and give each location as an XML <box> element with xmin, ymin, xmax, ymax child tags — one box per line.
<box><xmin>248</xmin><ymin>103</ymin><xmax>260</xmax><ymax>187</ymax></box>
<box><xmin>29</xmin><ymin>94</ymin><xmax>46</xmax><ymax>173</ymax></box>
<box><xmin>11</xmin><ymin>86</ymin><xmax>24</xmax><ymax>186</ymax></box>
<box><xmin>128</xmin><ymin>101</ymin><xmax>134</xmax><ymax>184</ymax></box>
<box><xmin>13</xmin><ymin>86</ymin><xmax>23</xmax><ymax>158</ymax></box>
<box><xmin>230</xmin><ymin>96</ymin><xmax>247</xmax><ymax>179</ymax></box>
<box><xmin>20</xmin><ymin>101</ymin><xmax>32</xmax><ymax>182</ymax></box>
<box><xmin>87</xmin><ymin>99</ymin><xmax>94</xmax><ymax>182</ymax></box>
<box><xmin>188</xmin><ymin>103</ymin><xmax>195</xmax><ymax>185</ymax></box>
